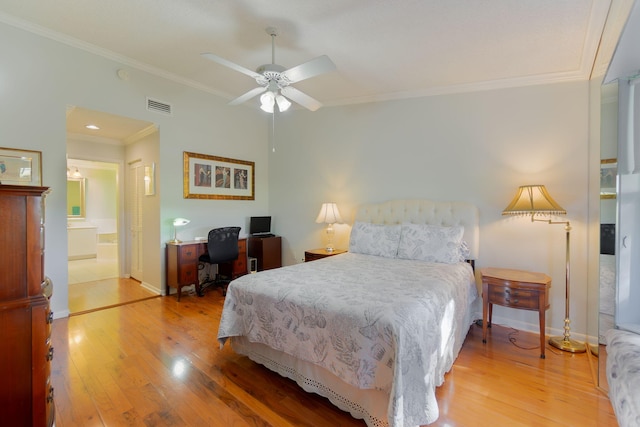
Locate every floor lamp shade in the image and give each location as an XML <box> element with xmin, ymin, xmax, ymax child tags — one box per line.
<box><xmin>315</xmin><ymin>203</ymin><xmax>342</xmax><ymax>252</ymax></box>
<box><xmin>502</xmin><ymin>185</ymin><xmax>566</xmax><ymax>216</ymax></box>
<box><xmin>503</xmin><ymin>185</ymin><xmax>585</xmax><ymax>353</ymax></box>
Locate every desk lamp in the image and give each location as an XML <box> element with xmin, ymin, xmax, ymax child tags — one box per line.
<box><xmin>502</xmin><ymin>185</ymin><xmax>585</xmax><ymax>353</ymax></box>
<box><xmin>315</xmin><ymin>203</ymin><xmax>342</xmax><ymax>253</ymax></box>
<box><xmin>170</xmin><ymin>218</ymin><xmax>190</xmax><ymax>244</ymax></box>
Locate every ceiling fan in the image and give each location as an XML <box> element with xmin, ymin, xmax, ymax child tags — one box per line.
<box><xmin>201</xmin><ymin>27</ymin><xmax>336</xmax><ymax>113</ymax></box>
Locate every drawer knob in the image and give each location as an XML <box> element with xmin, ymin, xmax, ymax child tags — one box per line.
<box><xmin>47</xmin><ymin>311</ymin><xmax>54</xmax><ymax>324</ymax></box>
<box><xmin>47</xmin><ymin>386</ymin><xmax>55</xmax><ymax>403</ymax></box>
<box><xmin>46</xmin><ymin>346</ymin><xmax>55</xmax><ymax>362</ymax></box>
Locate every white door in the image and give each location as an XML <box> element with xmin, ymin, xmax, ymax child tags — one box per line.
<box><xmin>129</xmin><ymin>163</ymin><xmax>144</xmax><ymax>281</ymax></box>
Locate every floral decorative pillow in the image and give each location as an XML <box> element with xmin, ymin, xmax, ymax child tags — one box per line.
<box><xmin>458</xmin><ymin>240</ymin><xmax>471</xmax><ymax>261</ymax></box>
<box><xmin>397</xmin><ymin>223</ymin><xmax>465</xmax><ymax>264</ymax></box>
<box><xmin>349</xmin><ymin>222</ymin><xmax>401</xmax><ymax>258</ymax></box>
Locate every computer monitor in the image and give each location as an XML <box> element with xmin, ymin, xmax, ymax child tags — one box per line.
<box><xmin>249</xmin><ymin>216</ymin><xmax>271</xmax><ymax>236</ymax></box>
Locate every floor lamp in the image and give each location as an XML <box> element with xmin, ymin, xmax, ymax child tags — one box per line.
<box><xmin>502</xmin><ymin>185</ymin><xmax>586</xmax><ymax>353</ymax></box>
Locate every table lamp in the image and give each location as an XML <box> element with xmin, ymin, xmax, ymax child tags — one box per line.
<box><xmin>315</xmin><ymin>203</ymin><xmax>343</xmax><ymax>252</ymax></box>
<box><xmin>502</xmin><ymin>185</ymin><xmax>585</xmax><ymax>353</ymax></box>
<box><xmin>170</xmin><ymin>218</ymin><xmax>190</xmax><ymax>244</ymax></box>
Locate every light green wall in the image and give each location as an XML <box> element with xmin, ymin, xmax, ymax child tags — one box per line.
<box><xmin>269</xmin><ymin>82</ymin><xmax>593</xmax><ymax>338</ymax></box>
<box><xmin>0</xmin><ymin>21</ymin><xmax>268</xmax><ymax>317</ymax></box>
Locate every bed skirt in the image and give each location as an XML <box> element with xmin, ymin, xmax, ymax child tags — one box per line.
<box><xmin>230</xmin><ymin>294</ymin><xmax>479</xmax><ymax>427</ymax></box>
<box><xmin>232</xmin><ymin>336</ymin><xmax>390</xmax><ymax>427</ymax></box>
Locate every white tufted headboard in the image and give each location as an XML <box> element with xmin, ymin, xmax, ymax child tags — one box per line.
<box><xmin>354</xmin><ymin>199</ymin><xmax>480</xmax><ymax>260</ymax></box>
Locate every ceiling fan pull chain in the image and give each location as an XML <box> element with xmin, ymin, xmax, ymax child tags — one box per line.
<box><xmin>271</xmin><ymin>110</ymin><xmax>276</xmax><ymax>153</ymax></box>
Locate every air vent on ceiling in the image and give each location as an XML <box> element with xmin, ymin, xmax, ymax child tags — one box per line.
<box><xmin>146</xmin><ymin>97</ymin><xmax>172</xmax><ymax>115</ymax></box>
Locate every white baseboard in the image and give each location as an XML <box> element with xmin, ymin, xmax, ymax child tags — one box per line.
<box><xmin>140</xmin><ymin>281</ymin><xmax>161</xmax><ymax>295</ymax></box>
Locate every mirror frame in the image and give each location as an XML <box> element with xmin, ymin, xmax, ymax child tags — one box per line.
<box><xmin>67</xmin><ymin>177</ymin><xmax>86</xmax><ymax>219</ymax></box>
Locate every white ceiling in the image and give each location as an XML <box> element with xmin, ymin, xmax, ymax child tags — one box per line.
<box><xmin>0</xmin><ymin>0</ymin><xmax>631</xmax><ymax>140</ymax></box>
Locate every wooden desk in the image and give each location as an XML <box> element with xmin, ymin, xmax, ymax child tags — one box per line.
<box><xmin>166</xmin><ymin>239</ymin><xmax>247</xmax><ymax>301</ymax></box>
<box><xmin>481</xmin><ymin>267</ymin><xmax>551</xmax><ymax>359</ymax></box>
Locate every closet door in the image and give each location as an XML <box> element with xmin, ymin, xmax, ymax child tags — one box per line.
<box><xmin>615</xmin><ymin>78</ymin><xmax>640</xmax><ymax>334</ymax></box>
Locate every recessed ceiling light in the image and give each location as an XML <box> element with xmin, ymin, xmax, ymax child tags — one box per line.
<box><xmin>85</xmin><ymin>124</ymin><xmax>100</xmax><ymax>130</ymax></box>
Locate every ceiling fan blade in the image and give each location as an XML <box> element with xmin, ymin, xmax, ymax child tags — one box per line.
<box><xmin>280</xmin><ymin>86</ymin><xmax>323</xmax><ymax>111</ymax></box>
<box><xmin>281</xmin><ymin>55</ymin><xmax>336</xmax><ymax>84</ymax></box>
<box><xmin>229</xmin><ymin>87</ymin><xmax>268</xmax><ymax>106</ymax></box>
<box><xmin>201</xmin><ymin>52</ymin><xmax>263</xmax><ymax>80</ymax></box>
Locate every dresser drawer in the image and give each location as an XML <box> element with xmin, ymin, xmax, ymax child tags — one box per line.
<box><xmin>178</xmin><ymin>245</ymin><xmax>201</xmax><ymax>262</ymax></box>
<box><xmin>45</xmin><ymin>307</ymin><xmax>54</xmax><ymax>337</ymax></box>
<box><xmin>305</xmin><ymin>252</ymin><xmax>325</xmax><ymax>262</ymax></box>
<box><xmin>233</xmin><ymin>239</ymin><xmax>248</xmax><ymax>277</ymax></box>
<box><xmin>488</xmin><ymin>285</ymin><xmax>539</xmax><ymax>309</ymax></box>
<box><xmin>233</xmin><ymin>256</ymin><xmax>247</xmax><ymax>276</ymax></box>
<box><xmin>178</xmin><ymin>264</ymin><xmax>199</xmax><ymax>284</ymax></box>
<box><xmin>46</xmin><ymin>377</ymin><xmax>55</xmax><ymax>426</ymax></box>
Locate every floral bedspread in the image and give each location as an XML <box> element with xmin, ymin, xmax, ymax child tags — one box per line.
<box><xmin>218</xmin><ymin>252</ymin><xmax>477</xmax><ymax>426</ymax></box>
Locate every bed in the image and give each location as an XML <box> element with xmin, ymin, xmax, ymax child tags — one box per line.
<box><xmin>218</xmin><ymin>199</ymin><xmax>480</xmax><ymax>427</ymax></box>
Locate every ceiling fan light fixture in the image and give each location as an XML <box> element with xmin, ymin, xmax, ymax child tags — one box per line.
<box><xmin>202</xmin><ymin>26</ymin><xmax>335</xmax><ymax>113</ymax></box>
<box><xmin>260</xmin><ymin>91</ymin><xmax>275</xmax><ymax>113</ymax></box>
<box><xmin>275</xmin><ymin>94</ymin><xmax>291</xmax><ymax>112</ymax></box>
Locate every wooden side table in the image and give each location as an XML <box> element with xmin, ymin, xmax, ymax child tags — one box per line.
<box><xmin>481</xmin><ymin>267</ymin><xmax>551</xmax><ymax>359</ymax></box>
<box><xmin>304</xmin><ymin>248</ymin><xmax>347</xmax><ymax>262</ymax></box>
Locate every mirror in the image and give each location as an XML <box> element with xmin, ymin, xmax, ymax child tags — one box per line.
<box><xmin>67</xmin><ymin>177</ymin><xmax>86</xmax><ymax>218</ymax></box>
<box><xmin>598</xmin><ymin>80</ymin><xmax>618</xmax><ymax>391</ymax></box>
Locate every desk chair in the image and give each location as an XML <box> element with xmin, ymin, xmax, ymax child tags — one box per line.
<box><xmin>198</xmin><ymin>226</ymin><xmax>241</xmax><ymax>296</ymax></box>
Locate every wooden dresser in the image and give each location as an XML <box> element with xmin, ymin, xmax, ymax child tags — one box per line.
<box><xmin>0</xmin><ymin>185</ymin><xmax>55</xmax><ymax>426</ymax></box>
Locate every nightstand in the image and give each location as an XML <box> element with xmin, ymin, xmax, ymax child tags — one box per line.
<box><xmin>304</xmin><ymin>248</ymin><xmax>347</xmax><ymax>262</ymax></box>
<box><xmin>481</xmin><ymin>267</ymin><xmax>551</xmax><ymax>359</ymax></box>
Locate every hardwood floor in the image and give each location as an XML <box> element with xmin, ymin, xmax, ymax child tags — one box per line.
<box><xmin>68</xmin><ymin>250</ymin><xmax>161</xmax><ymax>315</ymax></box>
<box><xmin>51</xmin><ymin>292</ymin><xmax>618</xmax><ymax>426</ymax></box>
<box><xmin>68</xmin><ymin>277</ymin><xmax>160</xmax><ymax>315</ymax></box>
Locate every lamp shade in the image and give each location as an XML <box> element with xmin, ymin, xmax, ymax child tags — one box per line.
<box><xmin>173</xmin><ymin>217</ymin><xmax>190</xmax><ymax>227</ymax></box>
<box><xmin>260</xmin><ymin>92</ymin><xmax>275</xmax><ymax>113</ymax></box>
<box><xmin>275</xmin><ymin>94</ymin><xmax>291</xmax><ymax>112</ymax></box>
<box><xmin>502</xmin><ymin>185</ymin><xmax>566</xmax><ymax>216</ymax></box>
<box><xmin>315</xmin><ymin>203</ymin><xmax>343</xmax><ymax>224</ymax></box>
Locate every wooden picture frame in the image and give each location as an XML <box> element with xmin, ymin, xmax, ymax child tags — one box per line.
<box><xmin>183</xmin><ymin>151</ymin><xmax>254</xmax><ymax>200</ymax></box>
<box><xmin>0</xmin><ymin>147</ymin><xmax>42</xmax><ymax>186</ymax></box>
<box><xmin>600</xmin><ymin>158</ymin><xmax>617</xmax><ymax>199</ymax></box>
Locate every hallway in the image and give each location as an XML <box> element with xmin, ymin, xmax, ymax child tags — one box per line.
<box><xmin>68</xmin><ymin>258</ymin><xmax>158</xmax><ymax>314</ymax></box>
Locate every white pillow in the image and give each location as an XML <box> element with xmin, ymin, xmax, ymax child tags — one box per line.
<box><xmin>397</xmin><ymin>223</ymin><xmax>465</xmax><ymax>264</ymax></box>
<box><xmin>349</xmin><ymin>222</ymin><xmax>401</xmax><ymax>258</ymax></box>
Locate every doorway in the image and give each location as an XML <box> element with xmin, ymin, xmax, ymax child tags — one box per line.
<box><xmin>66</xmin><ymin>106</ymin><xmax>159</xmax><ymax>314</ymax></box>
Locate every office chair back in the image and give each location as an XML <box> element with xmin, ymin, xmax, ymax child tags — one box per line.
<box><xmin>198</xmin><ymin>226</ymin><xmax>241</xmax><ymax>296</ymax></box>
<box><xmin>206</xmin><ymin>226</ymin><xmax>241</xmax><ymax>264</ymax></box>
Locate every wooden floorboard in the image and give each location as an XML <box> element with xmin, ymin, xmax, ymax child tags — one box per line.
<box><xmin>51</xmin><ymin>292</ymin><xmax>618</xmax><ymax>426</ymax></box>
<box><xmin>68</xmin><ymin>277</ymin><xmax>160</xmax><ymax>315</ymax></box>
